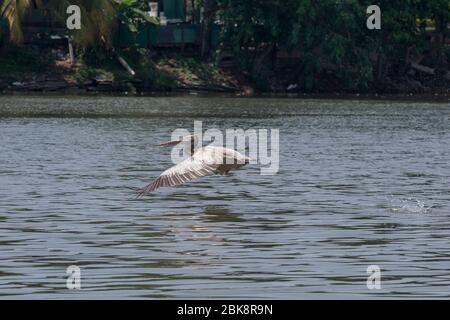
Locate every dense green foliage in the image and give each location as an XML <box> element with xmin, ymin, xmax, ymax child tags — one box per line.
<box><xmin>116</xmin><ymin>0</ymin><xmax>158</xmax><ymax>34</ymax></box>
<box><xmin>0</xmin><ymin>0</ymin><xmax>158</xmax><ymax>47</ymax></box>
<box><xmin>0</xmin><ymin>0</ymin><xmax>117</xmax><ymax>46</ymax></box>
<box><xmin>216</xmin><ymin>0</ymin><xmax>450</xmax><ymax>92</ymax></box>
<box><xmin>1</xmin><ymin>0</ymin><xmax>449</xmax><ymax>93</ymax></box>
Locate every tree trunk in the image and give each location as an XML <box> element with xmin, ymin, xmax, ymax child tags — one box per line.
<box><xmin>252</xmin><ymin>44</ymin><xmax>275</xmax><ymax>75</ymax></box>
<box><xmin>376</xmin><ymin>54</ymin><xmax>384</xmax><ymax>82</ymax></box>
<box><xmin>411</xmin><ymin>62</ymin><xmax>450</xmax><ymax>80</ymax></box>
<box><xmin>201</xmin><ymin>0</ymin><xmax>216</xmax><ymax>59</ymax></box>
<box><xmin>431</xmin><ymin>14</ymin><xmax>447</xmax><ymax>69</ymax></box>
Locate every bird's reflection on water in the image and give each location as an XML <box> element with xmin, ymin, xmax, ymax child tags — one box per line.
<box><xmin>202</xmin><ymin>206</ymin><xmax>245</xmax><ymax>223</ymax></box>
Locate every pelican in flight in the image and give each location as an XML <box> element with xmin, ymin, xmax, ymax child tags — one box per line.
<box><xmin>137</xmin><ymin>135</ymin><xmax>252</xmax><ymax>197</ymax></box>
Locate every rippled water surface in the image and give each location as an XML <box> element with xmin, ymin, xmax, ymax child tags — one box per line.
<box><xmin>0</xmin><ymin>96</ymin><xmax>449</xmax><ymax>299</ymax></box>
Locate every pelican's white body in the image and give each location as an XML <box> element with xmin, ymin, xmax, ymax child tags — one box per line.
<box><xmin>137</xmin><ymin>137</ymin><xmax>251</xmax><ymax>196</ymax></box>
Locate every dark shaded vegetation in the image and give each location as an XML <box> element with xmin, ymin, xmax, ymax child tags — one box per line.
<box><xmin>75</xmin><ymin>47</ymin><xmax>178</xmax><ymax>92</ymax></box>
<box><xmin>214</xmin><ymin>0</ymin><xmax>450</xmax><ymax>93</ymax></box>
<box><xmin>0</xmin><ymin>0</ymin><xmax>449</xmax><ymax>94</ymax></box>
<box><xmin>0</xmin><ymin>46</ymin><xmax>51</xmax><ymax>79</ymax></box>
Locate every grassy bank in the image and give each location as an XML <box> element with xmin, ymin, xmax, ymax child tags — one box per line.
<box><xmin>0</xmin><ymin>44</ymin><xmax>449</xmax><ymax>96</ymax></box>
<box><xmin>0</xmin><ymin>45</ymin><xmax>244</xmax><ymax>94</ymax></box>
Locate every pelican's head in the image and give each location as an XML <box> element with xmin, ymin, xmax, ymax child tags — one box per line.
<box><xmin>159</xmin><ymin>134</ymin><xmax>199</xmax><ymax>148</ymax></box>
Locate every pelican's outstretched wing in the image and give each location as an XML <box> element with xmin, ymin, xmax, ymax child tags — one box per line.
<box><xmin>137</xmin><ymin>157</ymin><xmax>219</xmax><ymax>197</ymax></box>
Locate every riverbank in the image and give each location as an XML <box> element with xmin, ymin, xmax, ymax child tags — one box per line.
<box><xmin>1</xmin><ymin>91</ymin><xmax>449</xmax><ymax>106</ymax></box>
<box><xmin>0</xmin><ymin>45</ymin><xmax>252</xmax><ymax>95</ymax></box>
<box><xmin>0</xmin><ymin>45</ymin><xmax>449</xmax><ymax>96</ymax></box>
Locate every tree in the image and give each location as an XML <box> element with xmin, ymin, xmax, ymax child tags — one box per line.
<box><xmin>0</xmin><ymin>0</ymin><xmax>45</xmax><ymax>44</ymax></box>
<box><xmin>0</xmin><ymin>0</ymin><xmax>132</xmax><ymax>48</ymax></box>
<box><xmin>200</xmin><ymin>0</ymin><xmax>217</xmax><ymax>58</ymax></box>
<box><xmin>215</xmin><ymin>0</ymin><xmax>450</xmax><ymax>92</ymax></box>
<box><xmin>116</xmin><ymin>0</ymin><xmax>158</xmax><ymax>34</ymax></box>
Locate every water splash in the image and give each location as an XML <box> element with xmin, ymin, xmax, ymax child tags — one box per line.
<box><xmin>386</xmin><ymin>196</ymin><xmax>433</xmax><ymax>214</ymax></box>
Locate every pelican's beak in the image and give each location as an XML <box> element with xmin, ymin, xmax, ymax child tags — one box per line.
<box><xmin>159</xmin><ymin>140</ymin><xmax>182</xmax><ymax>147</ymax></box>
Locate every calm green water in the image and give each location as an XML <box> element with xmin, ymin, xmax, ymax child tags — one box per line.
<box><xmin>0</xmin><ymin>96</ymin><xmax>449</xmax><ymax>299</ymax></box>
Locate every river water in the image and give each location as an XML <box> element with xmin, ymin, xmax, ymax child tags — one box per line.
<box><xmin>0</xmin><ymin>96</ymin><xmax>449</xmax><ymax>299</ymax></box>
